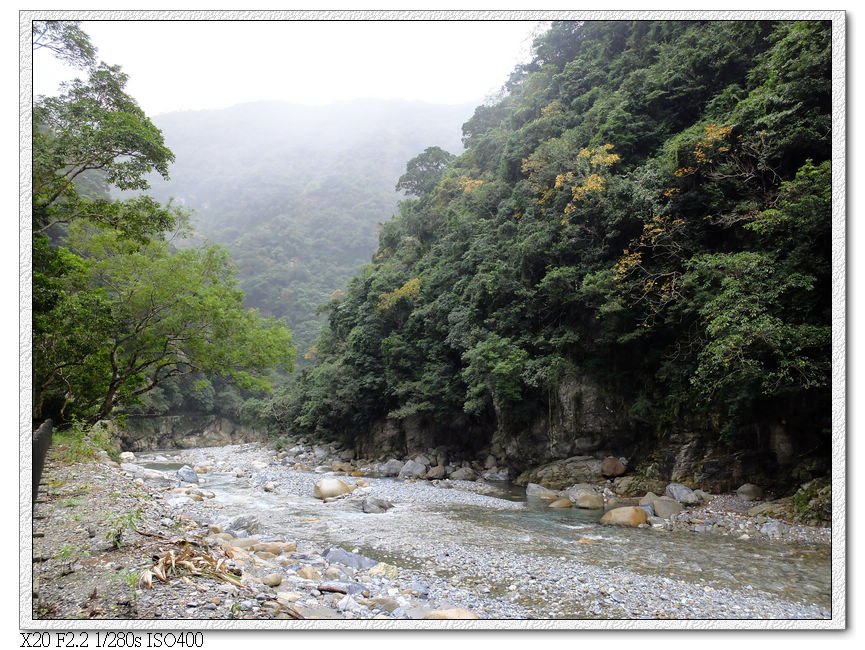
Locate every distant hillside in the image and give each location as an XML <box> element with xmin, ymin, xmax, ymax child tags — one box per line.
<box><xmin>140</xmin><ymin>99</ymin><xmax>474</xmax><ymax>355</ymax></box>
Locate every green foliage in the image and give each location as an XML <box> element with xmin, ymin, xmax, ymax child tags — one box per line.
<box><xmin>52</xmin><ymin>419</ymin><xmax>119</xmax><ymax>464</ymax></box>
<box><xmin>105</xmin><ymin>508</ymin><xmax>142</xmax><ymax>550</ymax></box>
<box><xmin>273</xmin><ymin>19</ymin><xmax>831</xmax><ymax>467</ymax></box>
<box><xmin>32</xmin><ymin>23</ymin><xmax>295</xmax><ymax>426</ymax></box>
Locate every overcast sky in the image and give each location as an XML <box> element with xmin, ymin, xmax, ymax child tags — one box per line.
<box><xmin>33</xmin><ymin>19</ymin><xmax>547</xmax><ymax>116</ymax></box>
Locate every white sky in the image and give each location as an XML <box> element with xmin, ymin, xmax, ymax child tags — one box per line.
<box><xmin>33</xmin><ymin>19</ymin><xmax>547</xmax><ymax>115</ymax></box>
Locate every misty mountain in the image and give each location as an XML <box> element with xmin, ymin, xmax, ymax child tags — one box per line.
<box><xmin>141</xmin><ymin>99</ymin><xmax>474</xmax><ymax>355</ymax></box>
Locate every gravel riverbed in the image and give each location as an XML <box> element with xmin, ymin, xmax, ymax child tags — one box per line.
<box><xmin>30</xmin><ymin>442</ymin><xmax>833</xmax><ymax>623</ymax></box>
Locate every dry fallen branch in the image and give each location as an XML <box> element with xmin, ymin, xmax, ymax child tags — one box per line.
<box><xmin>139</xmin><ymin>540</ymin><xmax>245</xmax><ymax>589</ymax></box>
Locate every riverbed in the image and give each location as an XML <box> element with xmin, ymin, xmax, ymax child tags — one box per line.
<box><xmin>130</xmin><ymin>443</ymin><xmax>832</xmax><ymax>620</ymax></box>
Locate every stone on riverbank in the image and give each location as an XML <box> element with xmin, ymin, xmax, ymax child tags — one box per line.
<box><xmin>314</xmin><ymin>478</ymin><xmax>355</xmax><ymax>500</ymax></box>
<box><xmin>448</xmin><ymin>467</ymin><xmax>476</xmax><ymax>481</ymax></box>
<box><xmin>600</xmin><ymin>506</ymin><xmax>649</xmax><ymax>527</ymax></box>
<box><xmin>736</xmin><ymin>483</ymin><xmax>764</xmax><ymax>502</ymax></box>
<box><xmin>525</xmin><ymin>483</ymin><xmax>559</xmax><ymax>500</ymax></box>
<box><xmin>516</xmin><ymin>456</ymin><xmax>604</xmax><ymax>490</ymax></box>
<box><xmin>548</xmin><ymin>498</ymin><xmax>572</xmax><ymax>508</ymax></box>
<box><xmin>601</xmin><ymin>456</ymin><xmax>626</xmax><ymax>478</ymax></box>
<box><xmin>378</xmin><ymin>459</ymin><xmax>405</xmax><ymax>476</ymax></box>
<box><xmin>665</xmin><ymin>482</ymin><xmax>701</xmax><ymax>505</ymax></box>
<box><xmin>424</xmin><ymin>608</ymin><xmax>480</xmax><ymax>620</ymax></box>
<box><xmin>362</xmin><ymin>496</ymin><xmax>394</xmax><ymax>514</ymax></box>
<box><xmin>177</xmin><ymin>465</ymin><xmax>199</xmax><ymax>484</ymax></box>
<box><xmin>573</xmin><ymin>490</ymin><xmax>604</xmax><ymax>509</ymax></box>
<box><xmin>323</xmin><ymin>547</ymin><xmax>377</xmax><ymax>570</ymax></box>
<box><xmin>399</xmin><ymin>459</ymin><xmax>427</xmax><ymax>479</ymax></box>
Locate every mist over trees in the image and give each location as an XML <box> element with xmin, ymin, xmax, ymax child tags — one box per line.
<box><xmin>136</xmin><ymin>100</ymin><xmax>473</xmax><ymax>356</ymax></box>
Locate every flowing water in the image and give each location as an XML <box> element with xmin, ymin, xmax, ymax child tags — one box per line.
<box><xmin>140</xmin><ymin>450</ymin><xmax>832</xmax><ymax>614</ymax></box>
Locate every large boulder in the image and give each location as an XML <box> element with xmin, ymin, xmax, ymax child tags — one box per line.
<box><xmin>362</xmin><ymin>496</ymin><xmax>394</xmax><ymax>514</ymax></box>
<box><xmin>177</xmin><ymin>465</ymin><xmax>199</xmax><ymax>484</ymax></box>
<box><xmin>736</xmin><ymin>483</ymin><xmax>764</xmax><ymax>502</ymax></box>
<box><xmin>398</xmin><ymin>459</ymin><xmax>427</xmax><ymax>479</ymax></box>
<box><xmin>572</xmin><ymin>490</ymin><xmax>604</xmax><ymax>509</ymax></box>
<box><xmin>525</xmin><ymin>483</ymin><xmax>559</xmax><ymax>500</ymax></box>
<box><xmin>313</xmin><ymin>478</ymin><xmax>355</xmax><ymax>500</ymax></box>
<box><xmin>601</xmin><ymin>456</ymin><xmax>626</xmax><ymax>478</ymax></box>
<box><xmin>517</xmin><ymin>456</ymin><xmax>605</xmax><ymax>490</ymax></box>
<box><xmin>449</xmin><ymin>467</ymin><xmax>477</xmax><ymax>481</ymax></box>
<box><xmin>600</xmin><ymin>506</ymin><xmax>649</xmax><ymax>527</ymax></box>
<box><xmin>377</xmin><ymin>458</ymin><xmax>405</xmax><ymax>477</ymax></box>
<box><xmin>426</xmin><ymin>465</ymin><xmax>446</xmax><ymax>480</ymax></box>
<box><xmin>323</xmin><ymin>547</ymin><xmax>377</xmax><ymax>570</ymax></box>
<box><xmin>548</xmin><ymin>498</ymin><xmax>573</xmax><ymax>509</ymax></box>
<box><xmin>651</xmin><ymin>496</ymin><xmax>683</xmax><ymax>519</ymax></box>
<box><xmin>665</xmin><ymin>482</ymin><xmax>701</xmax><ymax>505</ymax></box>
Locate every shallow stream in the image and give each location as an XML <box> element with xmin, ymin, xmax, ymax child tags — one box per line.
<box><xmin>138</xmin><ymin>449</ymin><xmax>831</xmax><ymax>615</ymax></box>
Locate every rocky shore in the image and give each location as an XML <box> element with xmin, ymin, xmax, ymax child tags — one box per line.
<box><xmin>30</xmin><ymin>441</ymin><xmax>832</xmax><ymax>623</ymax></box>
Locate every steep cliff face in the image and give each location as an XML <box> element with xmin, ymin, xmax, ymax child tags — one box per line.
<box><xmin>111</xmin><ymin>415</ymin><xmax>262</xmax><ymax>451</ymax></box>
<box><xmin>354</xmin><ymin>375</ymin><xmax>636</xmax><ymax>473</ymax></box>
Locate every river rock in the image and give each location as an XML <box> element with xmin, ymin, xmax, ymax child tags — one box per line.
<box><xmin>331</xmin><ymin>461</ymin><xmax>354</xmax><ymax>473</ymax></box>
<box><xmin>484</xmin><ymin>454</ymin><xmax>497</xmax><ymax>469</ymax></box>
<box><xmin>362</xmin><ymin>496</ymin><xmax>394</xmax><ymax>514</ymax></box>
<box><xmin>601</xmin><ymin>456</ymin><xmax>626</xmax><ymax>478</ymax></box>
<box><xmin>449</xmin><ymin>467</ymin><xmax>476</xmax><ymax>481</ymax></box>
<box><xmin>398</xmin><ymin>459</ymin><xmax>427</xmax><ymax>479</ymax></box>
<box><xmin>296</xmin><ymin>565</ymin><xmax>321</xmax><ymax>581</ymax></box>
<box><xmin>323</xmin><ymin>547</ymin><xmax>377</xmax><ymax>570</ymax></box>
<box><xmin>263</xmin><ymin>481</ymin><xmax>277</xmax><ymax>492</ymax></box>
<box><xmin>600</xmin><ymin>506</ymin><xmax>649</xmax><ymax>527</ymax></box>
<box><xmin>368</xmin><ymin>562</ymin><xmax>399</xmax><ymax>579</ymax></box>
<box><xmin>525</xmin><ymin>483</ymin><xmax>559</xmax><ymax>500</ymax></box>
<box><xmin>517</xmin><ymin>456</ymin><xmax>604</xmax><ymax>490</ymax></box>
<box><xmin>423</xmin><ymin>608</ymin><xmax>479</xmax><ymax>620</ymax></box>
<box><xmin>737</xmin><ymin>483</ymin><xmax>764</xmax><ymax>501</ymax></box>
<box><xmin>573</xmin><ymin>490</ymin><xmax>604</xmax><ymax>509</ymax></box>
<box><xmin>177</xmin><ymin>465</ymin><xmax>199</xmax><ymax>484</ymax></box>
<box><xmin>313</xmin><ymin>478</ymin><xmax>355</xmax><ymax>500</ymax></box>
<box><xmin>651</xmin><ymin>496</ymin><xmax>683</xmax><ymax>519</ymax></box>
<box><xmin>426</xmin><ymin>465</ymin><xmax>446</xmax><ymax>480</ymax></box>
<box><xmin>413</xmin><ymin>454</ymin><xmax>431</xmax><ymax>467</ymax></box>
<box><xmin>262</xmin><ymin>573</ymin><xmax>283</xmax><ymax>588</ymax></box>
<box><xmin>548</xmin><ymin>497</ymin><xmax>573</xmax><ymax>508</ymax></box>
<box><xmin>228</xmin><ymin>515</ymin><xmax>261</xmax><ymax>534</ymax></box>
<box><xmin>482</xmin><ymin>467</ymin><xmax>510</xmax><ymax>481</ymax></box>
<box><xmin>319</xmin><ymin>581</ymin><xmax>366</xmax><ymax>596</ymax></box>
<box><xmin>665</xmin><ymin>482</ymin><xmax>701</xmax><ymax>505</ymax></box>
<box><xmin>119</xmin><ymin>451</ymin><xmax>135</xmax><ymax>462</ymax></box>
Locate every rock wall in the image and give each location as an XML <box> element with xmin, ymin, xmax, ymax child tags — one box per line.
<box><xmin>491</xmin><ymin>376</ymin><xmax>636</xmax><ymax>470</ymax></box>
<box><xmin>355</xmin><ymin>375</ymin><xmax>637</xmax><ymax>473</ymax></box>
<box><xmin>108</xmin><ymin>415</ymin><xmax>262</xmax><ymax>452</ymax></box>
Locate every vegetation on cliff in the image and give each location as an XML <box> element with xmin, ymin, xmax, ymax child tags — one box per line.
<box><xmin>267</xmin><ymin>20</ymin><xmax>832</xmax><ymax>486</ymax></box>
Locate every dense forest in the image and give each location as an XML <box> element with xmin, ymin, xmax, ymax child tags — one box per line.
<box><xmin>262</xmin><ymin>20</ymin><xmax>832</xmax><ymax>492</ymax></box>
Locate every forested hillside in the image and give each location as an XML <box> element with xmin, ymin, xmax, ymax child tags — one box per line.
<box><xmin>271</xmin><ymin>20</ymin><xmax>833</xmax><ymax>492</ymax></box>
<box><xmin>138</xmin><ymin>100</ymin><xmax>472</xmax><ymax>354</ymax></box>
<box><xmin>32</xmin><ymin>22</ymin><xmax>295</xmax><ymax>425</ymax></box>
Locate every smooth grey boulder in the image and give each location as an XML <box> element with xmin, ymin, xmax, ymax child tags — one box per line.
<box><xmin>377</xmin><ymin>459</ymin><xmax>405</xmax><ymax>476</ymax></box>
<box><xmin>323</xmin><ymin>547</ymin><xmax>377</xmax><ymax>570</ymax></box>
<box><xmin>665</xmin><ymin>482</ymin><xmax>700</xmax><ymax>505</ymax></box>
<box><xmin>362</xmin><ymin>496</ymin><xmax>394</xmax><ymax>514</ymax></box>
<box><xmin>177</xmin><ymin>465</ymin><xmax>199</xmax><ymax>484</ymax></box>
<box><xmin>398</xmin><ymin>459</ymin><xmax>427</xmax><ymax>479</ymax></box>
<box><xmin>449</xmin><ymin>467</ymin><xmax>476</xmax><ymax>481</ymax></box>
